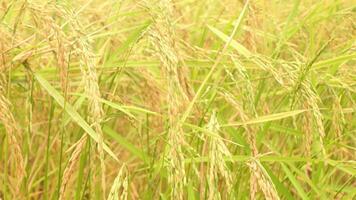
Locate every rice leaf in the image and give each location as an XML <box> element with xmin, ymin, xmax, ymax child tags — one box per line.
<box><xmin>34</xmin><ymin>73</ymin><xmax>118</xmax><ymax>161</ymax></box>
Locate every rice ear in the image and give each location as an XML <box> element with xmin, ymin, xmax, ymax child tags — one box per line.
<box><xmin>146</xmin><ymin>0</ymin><xmax>191</xmax><ymax>199</ymax></box>
<box><xmin>55</xmin><ymin>3</ymin><xmax>108</xmax><ymax>196</ymax></box>
<box><xmin>59</xmin><ymin>135</ymin><xmax>87</xmax><ymax>200</ymax></box>
<box><xmin>0</xmin><ymin>72</ymin><xmax>25</xmax><ymax>196</ymax></box>
<box><xmin>206</xmin><ymin>111</ymin><xmax>233</xmax><ymax>199</ymax></box>
<box><xmin>107</xmin><ymin>164</ymin><xmax>129</xmax><ymax>200</ymax></box>
<box><xmin>248</xmin><ymin>159</ymin><xmax>280</xmax><ymax>200</ymax></box>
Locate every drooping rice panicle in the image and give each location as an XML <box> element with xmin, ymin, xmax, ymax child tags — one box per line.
<box><xmin>206</xmin><ymin>111</ymin><xmax>233</xmax><ymax>199</ymax></box>
<box><xmin>107</xmin><ymin>164</ymin><xmax>129</xmax><ymax>200</ymax></box>
<box><xmin>146</xmin><ymin>0</ymin><xmax>191</xmax><ymax>198</ymax></box>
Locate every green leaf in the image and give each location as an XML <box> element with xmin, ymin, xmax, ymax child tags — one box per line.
<box><xmin>71</xmin><ymin>93</ymin><xmax>159</xmax><ymax>118</ymax></box>
<box><xmin>178</xmin><ymin>0</ymin><xmax>250</xmax><ymax>126</ymax></box>
<box><xmin>207</xmin><ymin>25</ymin><xmax>252</xmax><ymax>58</ymax></box>
<box><xmin>101</xmin><ymin>98</ymin><xmax>159</xmax><ymax>117</ymax></box>
<box><xmin>281</xmin><ymin>163</ymin><xmax>309</xmax><ymax>200</ymax></box>
<box><xmin>222</xmin><ymin>110</ymin><xmax>307</xmax><ymax>127</ymax></box>
<box><xmin>34</xmin><ymin>73</ymin><xmax>118</xmax><ymax>161</ymax></box>
<box><xmin>263</xmin><ymin>164</ymin><xmax>295</xmax><ymax>200</ymax></box>
<box><xmin>327</xmin><ymin>160</ymin><xmax>356</xmax><ymax>176</ymax></box>
<box><xmin>105</xmin><ymin>21</ymin><xmax>151</xmax><ymax>66</ymax></box>
<box><xmin>187</xmin><ymin>181</ymin><xmax>196</xmax><ymax>200</ymax></box>
<box><xmin>103</xmin><ymin>126</ymin><xmax>150</xmax><ymax>164</ymax></box>
<box><xmin>313</xmin><ymin>53</ymin><xmax>356</xmax><ymax>69</ymax></box>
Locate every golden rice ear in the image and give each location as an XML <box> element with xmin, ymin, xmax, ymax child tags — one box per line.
<box><xmin>206</xmin><ymin>111</ymin><xmax>233</xmax><ymax>200</ymax></box>
<box><xmin>52</xmin><ymin>2</ymin><xmax>108</xmax><ymax>197</ymax></box>
<box><xmin>301</xmin><ymin>85</ymin><xmax>326</xmax><ymax>156</ymax></box>
<box><xmin>243</xmin><ymin>3</ymin><xmax>260</xmax><ymax>52</ymax></box>
<box><xmin>107</xmin><ymin>164</ymin><xmax>129</xmax><ymax>200</ymax></box>
<box><xmin>332</xmin><ymin>94</ymin><xmax>345</xmax><ymax>138</ymax></box>
<box><xmin>59</xmin><ymin>135</ymin><xmax>87</xmax><ymax>200</ymax></box>
<box><xmin>0</xmin><ymin>73</ymin><xmax>25</xmax><ymax>196</ymax></box>
<box><xmin>230</xmin><ymin>57</ymin><xmax>257</xmax><ymax>116</ymax></box>
<box><xmin>302</xmin><ymin>102</ymin><xmax>313</xmax><ymax>178</ymax></box>
<box><xmin>0</xmin><ymin>96</ymin><xmax>26</xmax><ymax>195</ymax></box>
<box><xmin>248</xmin><ymin>159</ymin><xmax>280</xmax><ymax>200</ymax></box>
<box><xmin>27</xmin><ymin>4</ymin><xmax>70</xmax><ymax>96</ymax></box>
<box><xmin>146</xmin><ymin>0</ymin><xmax>191</xmax><ymax>107</ymax></box>
<box><xmin>221</xmin><ymin>91</ymin><xmax>258</xmax><ymax>155</ymax></box>
<box><xmin>221</xmin><ymin>91</ymin><xmax>259</xmax><ymax>199</ymax></box>
<box><xmin>0</xmin><ymin>13</ymin><xmax>25</xmax><ymax>198</ymax></box>
<box><xmin>145</xmin><ymin>0</ymin><xmax>191</xmax><ymax>199</ymax></box>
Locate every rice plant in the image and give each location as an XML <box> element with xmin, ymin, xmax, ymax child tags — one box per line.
<box><xmin>0</xmin><ymin>0</ymin><xmax>355</xmax><ymax>199</ymax></box>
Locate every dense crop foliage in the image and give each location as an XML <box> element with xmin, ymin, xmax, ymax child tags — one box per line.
<box><xmin>0</xmin><ymin>0</ymin><xmax>355</xmax><ymax>199</ymax></box>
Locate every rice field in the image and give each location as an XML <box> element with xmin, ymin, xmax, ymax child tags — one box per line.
<box><xmin>0</xmin><ymin>0</ymin><xmax>355</xmax><ymax>199</ymax></box>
